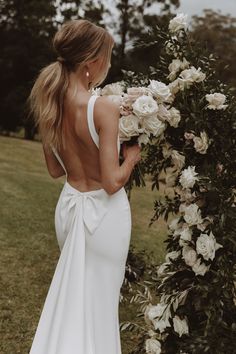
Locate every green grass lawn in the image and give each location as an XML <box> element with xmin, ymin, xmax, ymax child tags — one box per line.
<box><xmin>0</xmin><ymin>135</ymin><xmax>167</xmax><ymax>354</ymax></box>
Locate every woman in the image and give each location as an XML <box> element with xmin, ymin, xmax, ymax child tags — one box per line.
<box><xmin>28</xmin><ymin>19</ymin><xmax>141</xmax><ymax>354</ymax></box>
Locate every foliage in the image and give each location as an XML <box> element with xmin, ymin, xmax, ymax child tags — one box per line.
<box><xmin>0</xmin><ymin>0</ymin><xmax>57</xmax><ymax>138</ymax></box>
<box><xmin>120</xmin><ymin>14</ymin><xmax>236</xmax><ymax>354</ymax></box>
<box><xmin>191</xmin><ymin>9</ymin><xmax>236</xmax><ymax>90</ymax></box>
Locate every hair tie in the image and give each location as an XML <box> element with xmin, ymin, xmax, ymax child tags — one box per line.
<box><xmin>57</xmin><ymin>56</ymin><xmax>65</xmax><ymax>64</ymax></box>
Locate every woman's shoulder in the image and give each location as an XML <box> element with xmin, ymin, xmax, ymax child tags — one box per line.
<box><xmin>94</xmin><ymin>95</ymin><xmax>120</xmax><ymax>125</ymax></box>
<box><xmin>95</xmin><ymin>95</ymin><xmax>120</xmax><ymax>113</ymax></box>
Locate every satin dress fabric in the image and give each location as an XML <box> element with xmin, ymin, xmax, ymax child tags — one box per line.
<box><xmin>29</xmin><ymin>95</ymin><xmax>132</xmax><ymax>354</ymax></box>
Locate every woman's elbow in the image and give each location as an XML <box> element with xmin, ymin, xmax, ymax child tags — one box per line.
<box><xmin>102</xmin><ymin>179</ymin><xmax>122</xmax><ymax>195</ymax></box>
<box><xmin>49</xmin><ymin>169</ymin><xmax>66</xmax><ymax>179</ymax></box>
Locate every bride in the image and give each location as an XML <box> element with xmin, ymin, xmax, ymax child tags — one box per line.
<box><xmin>28</xmin><ymin>18</ymin><xmax>141</xmax><ymax>354</ymax></box>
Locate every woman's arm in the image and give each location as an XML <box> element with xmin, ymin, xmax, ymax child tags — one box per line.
<box><xmin>95</xmin><ymin>96</ymin><xmax>139</xmax><ymax>195</ymax></box>
<box><xmin>42</xmin><ymin>144</ymin><xmax>66</xmax><ymax>179</ymax></box>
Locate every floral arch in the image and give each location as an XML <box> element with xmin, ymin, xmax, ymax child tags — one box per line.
<box><xmin>93</xmin><ymin>14</ymin><xmax>236</xmax><ymax>354</ymax></box>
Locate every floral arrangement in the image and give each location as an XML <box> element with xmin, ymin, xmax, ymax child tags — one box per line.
<box><xmin>92</xmin><ymin>76</ymin><xmax>182</xmax><ymax>147</ymax></box>
<box><xmin>111</xmin><ymin>13</ymin><xmax>236</xmax><ymax>354</ymax></box>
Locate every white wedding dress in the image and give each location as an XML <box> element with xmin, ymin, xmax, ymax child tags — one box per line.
<box><xmin>29</xmin><ymin>95</ymin><xmax>132</xmax><ymax>354</ymax></box>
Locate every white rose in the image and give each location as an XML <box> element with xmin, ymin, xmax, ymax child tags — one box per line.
<box><xmin>168</xmin><ymin>59</ymin><xmax>182</xmax><ymax>81</ymax></box>
<box><xmin>138</xmin><ymin>133</ymin><xmax>150</xmax><ymax>145</ymax></box>
<box><xmin>192</xmin><ymin>257</ymin><xmax>210</xmax><ymax>276</ymax></box>
<box><xmin>153</xmin><ymin>309</ymin><xmax>171</xmax><ymax>333</ymax></box>
<box><xmin>179</xmin><ymin>226</ymin><xmax>192</xmax><ymax>246</ymax></box>
<box><xmin>205</xmin><ymin>93</ymin><xmax>228</xmax><ymax>110</ymax></box>
<box><xmin>166</xmin><ymin>107</ymin><xmax>181</xmax><ymax>128</ymax></box>
<box><xmin>178</xmin><ymin>66</ymin><xmax>206</xmax><ymax>90</ymax></box>
<box><xmin>153</xmin><ymin>317</ymin><xmax>171</xmax><ymax>333</ymax></box>
<box><xmin>122</xmin><ymin>88</ymin><xmax>152</xmax><ymax>115</ymax></box>
<box><xmin>144</xmin><ymin>303</ymin><xmax>171</xmax><ymax>333</ymax></box>
<box><xmin>169</xmin><ymin>13</ymin><xmax>188</xmax><ymax>33</ymax></box>
<box><xmin>196</xmin><ymin>231</ymin><xmax>223</xmax><ymax>261</ymax></box>
<box><xmin>169</xmin><ymin>217</ymin><xmax>181</xmax><ymax>231</ymax></box>
<box><xmin>182</xmin><ymin>246</ymin><xmax>198</xmax><ymax>267</ymax></box>
<box><xmin>183</xmin><ymin>203</ymin><xmax>203</xmax><ymax>226</ymax></box>
<box><xmin>179</xmin><ymin>166</ymin><xmax>198</xmax><ymax>189</ymax></box>
<box><xmin>145</xmin><ymin>338</ymin><xmax>161</xmax><ymax>354</ymax></box>
<box><xmin>193</xmin><ymin>131</ymin><xmax>209</xmax><ymax>154</ymax></box>
<box><xmin>144</xmin><ymin>303</ymin><xmax>156</xmax><ymax>327</ymax></box>
<box><xmin>127</xmin><ymin>86</ymin><xmax>151</xmax><ymax>98</ymax></box>
<box><xmin>132</xmin><ymin>95</ymin><xmax>159</xmax><ymax>118</ymax></box>
<box><xmin>119</xmin><ymin>114</ymin><xmax>141</xmax><ymax>138</ymax></box>
<box><xmin>142</xmin><ymin>116</ymin><xmax>166</xmax><ymax>137</ymax></box>
<box><xmin>168</xmin><ymin>58</ymin><xmax>190</xmax><ymax>81</ymax></box>
<box><xmin>156</xmin><ymin>104</ymin><xmax>171</xmax><ymax>122</ymax></box>
<box><xmin>179</xmin><ymin>202</ymin><xmax>188</xmax><ymax>213</ymax></box>
<box><xmin>148</xmin><ymin>80</ymin><xmax>172</xmax><ymax>103</ymax></box>
<box><xmin>121</xmin><ymin>93</ymin><xmax>137</xmax><ymax>115</ymax></box>
<box><xmin>101</xmin><ymin>82</ymin><xmax>124</xmax><ymax>96</ymax></box>
<box><xmin>173</xmin><ymin>315</ymin><xmax>189</xmax><ymax>337</ymax></box>
<box><xmin>106</xmin><ymin>94</ymin><xmax>123</xmax><ymax>107</ymax></box>
<box><xmin>145</xmin><ymin>303</ymin><xmax>165</xmax><ymax>320</ymax></box>
<box><xmin>171</xmin><ymin>150</ymin><xmax>185</xmax><ymax>170</ymax></box>
<box><xmin>169</xmin><ymin>58</ymin><xmax>190</xmax><ymax>73</ymax></box>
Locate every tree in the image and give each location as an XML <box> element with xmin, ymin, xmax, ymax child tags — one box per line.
<box><xmin>115</xmin><ymin>0</ymin><xmax>180</xmax><ymax>71</ymax></box>
<box><xmin>191</xmin><ymin>9</ymin><xmax>236</xmax><ymax>89</ymax></box>
<box><xmin>0</xmin><ymin>0</ymin><xmax>57</xmax><ymax>139</ymax></box>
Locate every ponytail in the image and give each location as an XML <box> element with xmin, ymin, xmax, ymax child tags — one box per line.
<box><xmin>28</xmin><ymin>60</ymin><xmax>69</xmax><ymax>151</ymax></box>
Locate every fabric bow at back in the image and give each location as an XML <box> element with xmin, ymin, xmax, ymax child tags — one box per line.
<box><xmin>61</xmin><ymin>187</ymin><xmax>110</xmax><ymax>244</ymax></box>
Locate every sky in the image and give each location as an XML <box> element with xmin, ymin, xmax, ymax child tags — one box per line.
<box><xmin>177</xmin><ymin>0</ymin><xmax>236</xmax><ymax>17</ymax></box>
<box><xmin>147</xmin><ymin>0</ymin><xmax>236</xmax><ymax>19</ymax></box>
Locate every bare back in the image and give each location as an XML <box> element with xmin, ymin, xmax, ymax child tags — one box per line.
<box><xmin>52</xmin><ymin>90</ymin><xmax>120</xmax><ymax>192</ymax></box>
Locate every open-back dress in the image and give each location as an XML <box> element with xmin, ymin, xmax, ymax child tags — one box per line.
<box><xmin>29</xmin><ymin>94</ymin><xmax>132</xmax><ymax>354</ymax></box>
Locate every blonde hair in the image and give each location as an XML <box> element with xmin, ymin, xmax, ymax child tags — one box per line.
<box><xmin>28</xmin><ymin>19</ymin><xmax>114</xmax><ymax>151</ymax></box>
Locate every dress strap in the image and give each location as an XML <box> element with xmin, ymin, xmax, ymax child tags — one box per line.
<box><xmin>87</xmin><ymin>95</ymin><xmax>99</xmax><ymax>149</ymax></box>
